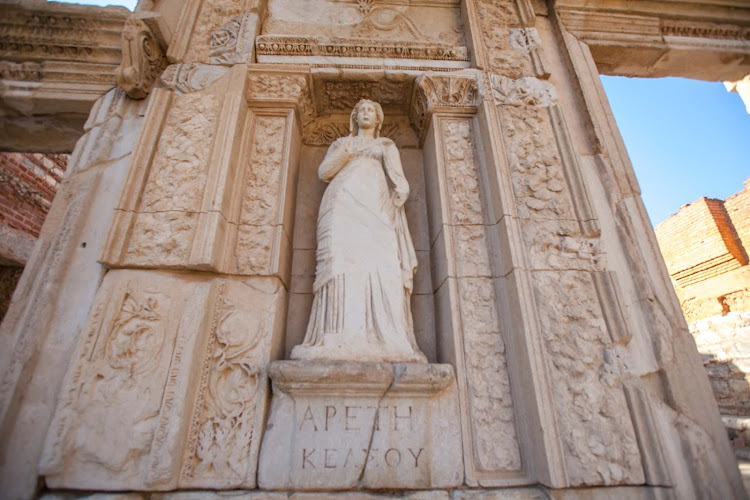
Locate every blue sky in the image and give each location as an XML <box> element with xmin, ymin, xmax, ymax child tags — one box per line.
<box><xmin>600</xmin><ymin>76</ymin><xmax>750</xmax><ymax>226</ymax></box>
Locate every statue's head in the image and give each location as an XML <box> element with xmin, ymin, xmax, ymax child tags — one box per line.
<box><xmin>350</xmin><ymin>99</ymin><xmax>384</xmax><ymax>137</ymax></box>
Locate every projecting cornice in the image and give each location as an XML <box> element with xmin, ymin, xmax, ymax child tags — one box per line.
<box><xmin>554</xmin><ymin>0</ymin><xmax>750</xmax><ymax>80</ymax></box>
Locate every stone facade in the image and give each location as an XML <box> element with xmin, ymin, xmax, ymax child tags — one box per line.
<box><xmin>0</xmin><ymin>0</ymin><xmax>749</xmax><ymax>499</ymax></box>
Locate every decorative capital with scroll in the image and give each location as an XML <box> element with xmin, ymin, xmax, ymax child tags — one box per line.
<box><xmin>409</xmin><ymin>72</ymin><xmax>480</xmax><ymax>142</ymax></box>
<box><xmin>116</xmin><ymin>15</ymin><xmax>169</xmax><ymax>99</ymax></box>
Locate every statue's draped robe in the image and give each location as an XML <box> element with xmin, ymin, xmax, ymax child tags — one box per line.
<box><xmin>293</xmin><ymin>136</ymin><xmax>425</xmax><ymax>363</ymax></box>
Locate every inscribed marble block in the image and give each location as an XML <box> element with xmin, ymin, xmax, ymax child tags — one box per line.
<box><xmin>258</xmin><ymin>361</ymin><xmax>463</xmax><ymax>490</ymax></box>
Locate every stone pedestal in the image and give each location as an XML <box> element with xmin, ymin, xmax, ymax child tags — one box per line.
<box><xmin>258</xmin><ymin>360</ymin><xmax>463</xmax><ymax>490</ymax></box>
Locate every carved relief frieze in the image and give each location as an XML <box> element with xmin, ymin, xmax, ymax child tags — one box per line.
<box><xmin>261</xmin><ymin>0</ymin><xmax>465</xmax><ymax>45</ymax></box>
<box><xmin>531</xmin><ymin>270</ymin><xmax>644</xmax><ymax>485</ymax></box>
<box><xmin>40</xmin><ymin>275</ymin><xmax>174</xmax><ymax>488</ymax></box>
<box><xmin>125</xmin><ymin>91</ymin><xmax>221</xmax><ymax>267</ymax></box>
<box><xmin>233</xmin><ymin>112</ymin><xmax>294</xmax><ymax>278</ymax></box>
<box><xmin>180</xmin><ymin>279</ymin><xmax>275</xmax><ymax>487</ymax></box>
<box><xmin>490</xmin><ymin>75</ymin><xmax>557</xmax><ymax>107</ymax></box>
<box><xmin>240</xmin><ymin>115</ymin><xmax>287</xmax><ymax>226</ymax></box>
<box><xmin>116</xmin><ymin>17</ymin><xmax>167</xmax><ymax>99</ymax></box>
<box><xmin>140</xmin><ymin>92</ymin><xmax>219</xmax><ymax>213</ymax></box>
<box><xmin>0</xmin><ymin>61</ymin><xmax>42</xmax><ymax>81</ymax></box>
<box><xmin>257</xmin><ymin>0</ymin><xmax>469</xmax><ymax>67</ymax></box>
<box><xmin>432</xmin><ymin>117</ymin><xmax>522</xmax><ymax>477</ymax></box>
<box><xmin>40</xmin><ymin>271</ymin><xmax>284</xmax><ymax>490</ymax></box>
<box><xmin>160</xmin><ymin>63</ymin><xmax>229</xmax><ymax>94</ymax></box>
<box><xmin>0</xmin><ymin>6</ymin><xmax>125</xmax><ymax>65</ymax></box>
<box><xmin>246</xmin><ymin>72</ymin><xmax>315</xmax><ymax>127</ymax></box>
<box><xmin>473</xmin><ymin>0</ymin><xmax>542</xmax><ymax>78</ymax></box>
<box><xmin>508</xmin><ymin>28</ymin><xmax>549</xmax><ymax>77</ymax></box>
<box><xmin>441</xmin><ymin>119</ymin><xmax>484</xmax><ymax>225</ymax></box>
<box><xmin>498</xmin><ymin>106</ymin><xmax>574</xmax><ymax>220</ymax></box>
<box><xmin>0</xmin><ymin>3</ymin><xmax>126</xmax><ymax>91</ymax></box>
<box><xmin>209</xmin><ymin>13</ymin><xmax>258</xmax><ymax>65</ymax></box>
<box><xmin>256</xmin><ymin>35</ymin><xmax>469</xmax><ymax>62</ymax></box>
<box><xmin>659</xmin><ymin>20</ymin><xmax>750</xmax><ymax>41</ymax></box>
<box><xmin>182</xmin><ymin>0</ymin><xmax>246</xmax><ymax>63</ymax></box>
<box><xmin>319</xmin><ymin>78</ymin><xmax>411</xmax><ymax>113</ymax></box>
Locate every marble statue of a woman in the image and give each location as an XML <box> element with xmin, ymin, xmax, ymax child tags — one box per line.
<box><xmin>291</xmin><ymin>99</ymin><xmax>427</xmax><ymax>363</ymax></box>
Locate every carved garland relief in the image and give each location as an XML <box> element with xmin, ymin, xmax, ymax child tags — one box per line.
<box><xmin>180</xmin><ymin>283</ymin><xmax>268</xmax><ymax>486</ymax></box>
<box><xmin>235</xmin><ymin>114</ymin><xmax>289</xmax><ymax>275</ymax></box>
<box><xmin>126</xmin><ymin>91</ymin><xmax>221</xmax><ymax>266</ymax></box>
<box><xmin>440</xmin><ymin>118</ymin><xmax>522</xmax><ymax>472</ymax></box>
<box><xmin>492</xmin><ymin>75</ymin><xmax>644</xmax><ymax>484</ymax></box>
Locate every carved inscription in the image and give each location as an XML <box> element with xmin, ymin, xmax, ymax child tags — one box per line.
<box><xmin>296</xmin><ymin>402</ymin><xmax>425</xmax><ymax>469</ymax></box>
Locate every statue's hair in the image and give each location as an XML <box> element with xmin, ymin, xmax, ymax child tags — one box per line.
<box><xmin>349</xmin><ymin>99</ymin><xmax>384</xmax><ymax>137</ymax></box>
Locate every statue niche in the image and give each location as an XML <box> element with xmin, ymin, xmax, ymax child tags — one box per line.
<box><xmin>291</xmin><ymin>99</ymin><xmax>427</xmax><ymax>363</ymax></box>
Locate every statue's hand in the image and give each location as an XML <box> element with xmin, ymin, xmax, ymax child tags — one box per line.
<box><xmin>392</xmin><ymin>190</ymin><xmax>407</xmax><ymax>207</ymax></box>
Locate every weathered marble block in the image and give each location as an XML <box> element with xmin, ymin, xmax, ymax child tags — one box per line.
<box><xmin>258</xmin><ymin>361</ymin><xmax>463</xmax><ymax>490</ymax></box>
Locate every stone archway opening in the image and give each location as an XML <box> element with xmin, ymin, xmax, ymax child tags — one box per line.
<box><xmin>600</xmin><ymin>72</ymin><xmax>750</xmax><ymax>486</ymax></box>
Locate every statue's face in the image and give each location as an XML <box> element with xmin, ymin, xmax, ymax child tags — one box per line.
<box><xmin>356</xmin><ymin>101</ymin><xmax>378</xmax><ymax>130</ymax></box>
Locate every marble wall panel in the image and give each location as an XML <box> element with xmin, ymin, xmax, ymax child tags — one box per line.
<box><xmin>424</xmin><ymin>114</ymin><xmax>522</xmax><ymax>482</ymax></box>
<box><xmin>40</xmin><ymin>270</ymin><xmax>286</xmax><ymax>490</ymax></box>
<box><xmin>102</xmin><ymin>68</ymin><xmax>302</xmax><ymax>282</ymax></box>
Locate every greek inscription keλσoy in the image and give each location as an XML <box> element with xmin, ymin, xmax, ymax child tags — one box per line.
<box><xmin>297</xmin><ymin>403</ymin><xmax>425</xmax><ymax>470</ymax></box>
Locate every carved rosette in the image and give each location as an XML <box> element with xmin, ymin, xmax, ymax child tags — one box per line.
<box><xmin>116</xmin><ymin>17</ymin><xmax>168</xmax><ymax>99</ymax></box>
<box><xmin>409</xmin><ymin>73</ymin><xmax>480</xmax><ymax>142</ymax></box>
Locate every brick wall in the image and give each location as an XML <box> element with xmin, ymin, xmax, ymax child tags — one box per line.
<box><xmin>0</xmin><ymin>152</ymin><xmax>68</xmax><ymax>321</ymax></box>
<box><xmin>0</xmin><ymin>153</ymin><xmax>67</xmax><ymax>238</ymax></box>
<box><xmin>725</xmin><ymin>178</ymin><xmax>750</xmax><ymax>258</ymax></box>
<box><xmin>655</xmin><ymin>196</ymin><xmax>747</xmax><ymax>288</ymax></box>
<box><xmin>656</xmin><ymin>178</ymin><xmax>750</xmax><ymax>421</ymax></box>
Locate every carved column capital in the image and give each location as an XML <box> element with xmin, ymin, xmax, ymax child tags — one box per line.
<box><xmin>245</xmin><ymin>68</ymin><xmax>315</xmax><ymax>131</ymax></box>
<box><xmin>409</xmin><ymin>72</ymin><xmax>480</xmax><ymax>142</ymax></box>
<box><xmin>116</xmin><ymin>16</ymin><xmax>168</xmax><ymax>99</ymax></box>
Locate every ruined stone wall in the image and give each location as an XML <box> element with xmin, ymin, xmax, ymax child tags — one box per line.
<box><xmin>692</xmin><ymin>312</ymin><xmax>750</xmax><ymax>417</ymax></box>
<box><xmin>0</xmin><ymin>153</ymin><xmax>68</xmax><ymax>320</ymax></box>
<box><xmin>655</xmin><ymin>180</ymin><xmax>750</xmax><ymax>322</ymax></box>
<box><xmin>655</xmin><ymin>180</ymin><xmax>750</xmax><ymax>423</ymax></box>
<box><xmin>0</xmin><ymin>153</ymin><xmax>66</xmax><ymax>239</ymax></box>
<box><xmin>726</xmin><ymin>180</ymin><xmax>750</xmax><ymax>257</ymax></box>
